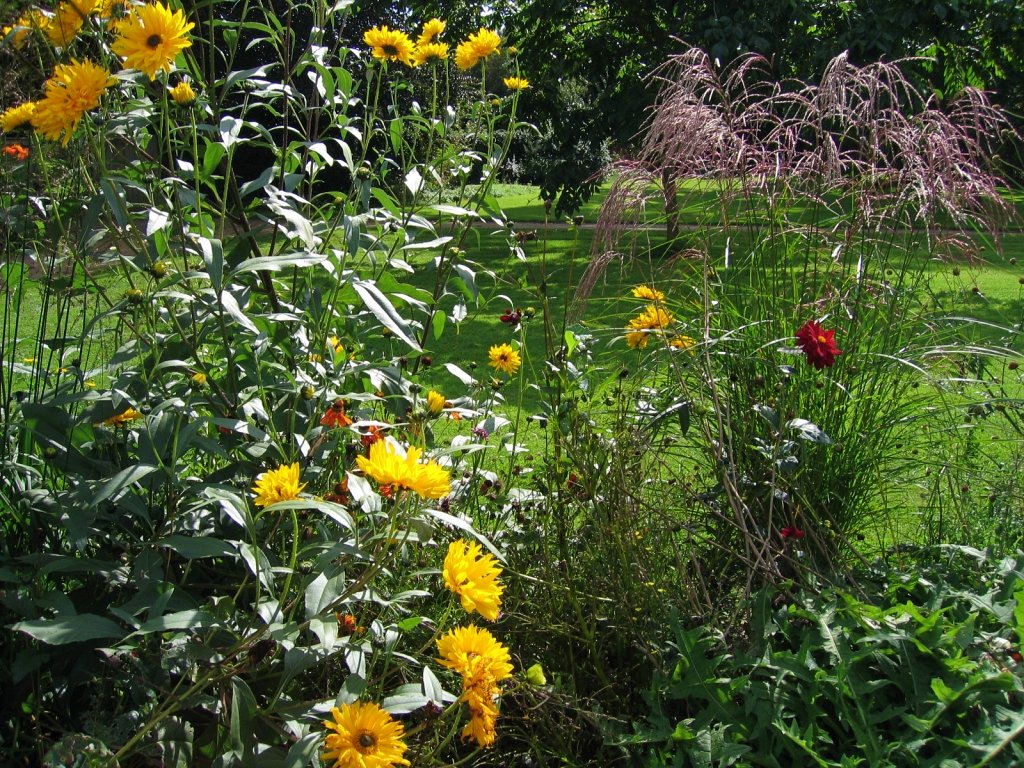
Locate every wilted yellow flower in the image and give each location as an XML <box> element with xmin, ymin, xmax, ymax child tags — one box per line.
<box><xmin>503</xmin><ymin>76</ymin><xmax>529</xmax><ymax>91</ymax></box>
<box><xmin>363</xmin><ymin>25</ymin><xmax>414</xmax><ymax>65</ymax></box>
<box><xmin>111</xmin><ymin>1</ymin><xmax>194</xmax><ymax>79</ymax></box>
<box><xmin>168</xmin><ymin>80</ymin><xmax>196</xmax><ymax>105</ymax></box>
<box><xmin>46</xmin><ymin>0</ymin><xmax>97</xmax><ymax>47</ymax></box>
<box><xmin>487</xmin><ymin>343</ymin><xmax>520</xmax><ymax>375</ymax></box>
<box><xmin>425</xmin><ymin>390</ymin><xmax>445</xmax><ymax>415</ymax></box>
<box><xmin>32</xmin><ymin>59</ymin><xmax>115</xmax><ymax>145</ymax></box>
<box><xmin>1</xmin><ymin>102</ymin><xmax>37</xmax><ymax>132</ymax></box>
<box><xmin>670</xmin><ymin>335</ymin><xmax>696</xmax><ymax>352</ymax></box>
<box><xmin>322</xmin><ymin>701</ymin><xmax>410</xmax><ymax>768</ymax></box>
<box><xmin>631</xmin><ymin>284</ymin><xmax>665</xmax><ymax>302</ymax></box>
<box><xmin>355</xmin><ymin>439</ymin><xmax>451</xmax><ymax>500</ymax></box>
<box><xmin>417</xmin><ymin>17</ymin><xmax>445</xmax><ymax>45</ymax></box>
<box><xmin>411</xmin><ymin>42</ymin><xmax>448</xmax><ymax>66</ymax></box>
<box><xmin>103</xmin><ymin>407</ymin><xmax>142</xmax><ymax>426</ymax></box>
<box><xmin>525</xmin><ymin>662</ymin><xmax>547</xmax><ymax>686</ymax></box>
<box><xmin>455</xmin><ymin>28</ymin><xmax>500</xmax><ymax>69</ymax></box>
<box><xmin>3</xmin><ymin>10</ymin><xmax>51</xmax><ymax>48</ymax></box>
<box><xmin>252</xmin><ymin>462</ymin><xmax>306</xmax><ymax>507</ymax></box>
<box><xmin>443</xmin><ymin>540</ymin><xmax>504</xmax><ymax>620</ymax></box>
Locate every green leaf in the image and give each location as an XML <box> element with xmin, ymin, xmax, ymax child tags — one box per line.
<box><xmin>159</xmin><ymin>536</ymin><xmax>236</xmax><ymax>559</ymax></box>
<box><xmin>352</xmin><ymin>279</ymin><xmax>422</xmax><ymax>351</ymax></box>
<box><xmin>14</xmin><ymin>614</ymin><xmax>124</xmax><ymax>645</ymax></box>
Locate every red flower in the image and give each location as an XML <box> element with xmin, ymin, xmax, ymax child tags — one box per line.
<box><xmin>361</xmin><ymin>425</ymin><xmax>383</xmax><ymax>447</ymax></box>
<box><xmin>780</xmin><ymin>526</ymin><xmax>805</xmax><ymax>539</ymax></box>
<box><xmin>3</xmin><ymin>144</ymin><xmax>29</xmax><ymax>161</ymax></box>
<box><xmin>320</xmin><ymin>399</ymin><xmax>353</xmax><ymax>428</ymax></box>
<box><xmin>795</xmin><ymin>320</ymin><xmax>842</xmax><ymax>369</ymax></box>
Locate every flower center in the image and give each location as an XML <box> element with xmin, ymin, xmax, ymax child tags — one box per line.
<box><xmin>383</xmin><ymin>44</ymin><xmax>398</xmax><ymax>56</ymax></box>
<box><xmin>357</xmin><ymin>731</ymin><xmax>377</xmax><ymax>751</ymax></box>
<box><xmin>146</xmin><ymin>33</ymin><xmax>162</xmax><ymax>48</ymax></box>
<box><xmin>817</xmin><ymin>334</ymin><xmax>828</xmax><ymax>343</ymax></box>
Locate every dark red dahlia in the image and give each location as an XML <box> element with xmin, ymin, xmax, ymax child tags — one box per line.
<box><xmin>795</xmin><ymin>320</ymin><xmax>842</xmax><ymax>369</ymax></box>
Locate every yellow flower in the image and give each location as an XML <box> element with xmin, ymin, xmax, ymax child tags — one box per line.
<box><xmin>503</xmin><ymin>76</ymin><xmax>529</xmax><ymax>91</ymax></box>
<box><xmin>425</xmin><ymin>390</ymin><xmax>445</xmax><ymax>415</ymax></box>
<box><xmin>631</xmin><ymin>284</ymin><xmax>665</xmax><ymax>302</ymax></box>
<box><xmin>411</xmin><ymin>41</ymin><xmax>448</xmax><ymax>66</ymax></box>
<box><xmin>327</xmin><ymin>335</ymin><xmax>344</xmax><ymax>356</ymax></box>
<box><xmin>46</xmin><ymin>0</ymin><xmax>97</xmax><ymax>47</ymax></box>
<box><xmin>252</xmin><ymin>462</ymin><xmax>306</xmax><ymax>507</ymax></box>
<box><xmin>455</xmin><ymin>28</ymin><xmax>500</xmax><ymax>70</ymax></box>
<box><xmin>461</xmin><ymin>688</ymin><xmax>499</xmax><ymax>748</ymax></box>
<box><xmin>111</xmin><ymin>1</ymin><xmax>194</xmax><ymax>80</ymax></box>
<box><xmin>322</xmin><ymin>701</ymin><xmax>410</xmax><ymax>768</ymax></box>
<box><xmin>355</xmin><ymin>439</ymin><xmax>451</xmax><ymax>500</ymax></box>
<box><xmin>190</xmin><ymin>371</ymin><xmax>207</xmax><ymax>385</ymax></box>
<box><xmin>436</xmin><ymin>625</ymin><xmax>513</xmax><ymax>684</ymax></box>
<box><xmin>443</xmin><ymin>540</ymin><xmax>504</xmax><ymax>620</ymax></box>
<box><xmin>437</xmin><ymin>625</ymin><xmax>513</xmax><ymax>748</ymax></box>
<box><xmin>103</xmin><ymin>407</ymin><xmax>142</xmax><ymax>426</ymax></box>
<box><xmin>625</xmin><ymin>305</ymin><xmax>673</xmax><ymax>349</ymax></box>
<box><xmin>97</xmin><ymin>0</ymin><xmax>128</xmax><ymax>20</ymax></box>
<box><xmin>487</xmin><ymin>343</ymin><xmax>521</xmax><ymax>375</ymax></box>
<box><xmin>670</xmin><ymin>335</ymin><xmax>696</xmax><ymax>352</ymax></box>
<box><xmin>417</xmin><ymin>18</ymin><xmax>445</xmax><ymax>45</ymax></box>
<box><xmin>32</xmin><ymin>59</ymin><xmax>115</xmax><ymax>145</ymax></box>
<box><xmin>363</xmin><ymin>26</ymin><xmax>414</xmax><ymax>65</ymax></box>
<box><xmin>1</xmin><ymin>102</ymin><xmax>37</xmax><ymax>132</ymax></box>
<box><xmin>168</xmin><ymin>80</ymin><xmax>196</xmax><ymax>105</ymax></box>
<box><xmin>3</xmin><ymin>10</ymin><xmax>51</xmax><ymax>48</ymax></box>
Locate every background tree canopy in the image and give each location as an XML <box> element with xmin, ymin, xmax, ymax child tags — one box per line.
<box><xmin>503</xmin><ymin>0</ymin><xmax>1024</xmax><ymax>213</ymax></box>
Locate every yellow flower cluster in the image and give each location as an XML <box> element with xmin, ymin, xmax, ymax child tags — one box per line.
<box><xmin>0</xmin><ymin>1</ymin><xmax>195</xmax><ymax>146</ymax></box>
<box><xmin>355</xmin><ymin>438</ymin><xmax>451</xmax><ymax>500</ymax></box>
<box><xmin>362</xmin><ymin>20</ymin><xmax>508</xmax><ymax>71</ymax></box>
<box><xmin>443</xmin><ymin>539</ymin><xmax>504</xmax><ymax>620</ymax></box>
<box><xmin>437</xmin><ymin>625</ymin><xmax>513</xmax><ymax>748</ymax></box>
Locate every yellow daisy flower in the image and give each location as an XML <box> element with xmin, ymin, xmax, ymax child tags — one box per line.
<box><xmin>455</xmin><ymin>27</ymin><xmax>501</xmax><ymax>70</ymax></box>
<box><xmin>363</xmin><ymin>25</ymin><xmax>414</xmax><ymax>65</ymax></box>
<box><xmin>487</xmin><ymin>343</ymin><xmax>521</xmax><ymax>375</ymax></box>
<box><xmin>1</xmin><ymin>102</ymin><xmax>37</xmax><ymax>132</ymax></box>
<box><xmin>503</xmin><ymin>76</ymin><xmax>529</xmax><ymax>91</ymax></box>
<box><xmin>355</xmin><ymin>439</ymin><xmax>451</xmax><ymax>500</ymax></box>
<box><xmin>190</xmin><ymin>371</ymin><xmax>207</xmax><ymax>385</ymax></box>
<box><xmin>252</xmin><ymin>462</ymin><xmax>306</xmax><ymax>507</ymax></box>
<box><xmin>32</xmin><ymin>59</ymin><xmax>116</xmax><ymax>146</ymax></box>
<box><xmin>102</xmin><ymin>407</ymin><xmax>142</xmax><ymax>426</ymax></box>
<box><xmin>670</xmin><ymin>335</ymin><xmax>696</xmax><ymax>352</ymax></box>
<box><xmin>322</xmin><ymin>701</ymin><xmax>410</xmax><ymax>768</ymax></box>
<box><xmin>631</xmin><ymin>284</ymin><xmax>665</xmax><ymax>302</ymax></box>
<box><xmin>168</xmin><ymin>80</ymin><xmax>196</xmax><ymax>105</ymax></box>
<box><xmin>425</xmin><ymin>390</ymin><xmax>446</xmax><ymax>415</ymax></box>
<box><xmin>411</xmin><ymin>41</ymin><xmax>448</xmax><ymax>66</ymax></box>
<box><xmin>461</xmin><ymin>687</ymin><xmax>499</xmax><ymax>748</ymax></box>
<box><xmin>417</xmin><ymin>17</ymin><xmax>445</xmax><ymax>45</ymax></box>
<box><xmin>443</xmin><ymin>540</ymin><xmax>504</xmax><ymax>621</ymax></box>
<box><xmin>111</xmin><ymin>1</ymin><xmax>195</xmax><ymax>80</ymax></box>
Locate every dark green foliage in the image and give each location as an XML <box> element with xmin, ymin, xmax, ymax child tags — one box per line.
<box><xmin>631</xmin><ymin>546</ymin><xmax>1024</xmax><ymax>767</ymax></box>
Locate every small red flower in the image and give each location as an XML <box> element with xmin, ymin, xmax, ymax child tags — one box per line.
<box><xmin>795</xmin><ymin>320</ymin><xmax>842</xmax><ymax>369</ymax></box>
<box><xmin>361</xmin><ymin>425</ymin><xmax>383</xmax><ymax>447</ymax></box>
<box><xmin>780</xmin><ymin>526</ymin><xmax>805</xmax><ymax>539</ymax></box>
<box><xmin>3</xmin><ymin>144</ymin><xmax>30</xmax><ymax>161</ymax></box>
<box><xmin>320</xmin><ymin>399</ymin><xmax>353</xmax><ymax>428</ymax></box>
